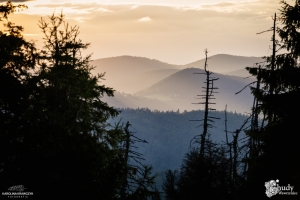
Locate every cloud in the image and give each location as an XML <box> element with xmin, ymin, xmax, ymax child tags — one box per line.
<box><xmin>138</xmin><ymin>16</ymin><xmax>151</xmax><ymax>22</ymax></box>
<box><xmin>72</xmin><ymin>16</ymin><xmax>92</xmax><ymax>23</ymax></box>
<box><xmin>8</xmin><ymin>0</ymin><xmax>291</xmax><ymax>64</ymax></box>
<box><xmin>23</xmin><ymin>33</ymin><xmax>40</xmax><ymax>36</ymax></box>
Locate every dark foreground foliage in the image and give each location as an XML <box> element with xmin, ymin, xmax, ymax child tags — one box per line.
<box><xmin>0</xmin><ymin>2</ymin><xmax>158</xmax><ymax>199</ymax></box>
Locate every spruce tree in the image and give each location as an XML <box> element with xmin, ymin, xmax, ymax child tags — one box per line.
<box><xmin>0</xmin><ymin>6</ymin><xmax>126</xmax><ymax>198</ymax></box>
<box><xmin>244</xmin><ymin>1</ymin><xmax>300</xmax><ymax>198</ymax></box>
<box><xmin>28</xmin><ymin>12</ymin><xmax>125</xmax><ymax>198</ymax></box>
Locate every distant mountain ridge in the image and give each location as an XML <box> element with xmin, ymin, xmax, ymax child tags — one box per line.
<box><xmin>184</xmin><ymin>54</ymin><xmax>263</xmax><ymax>74</ymax></box>
<box><xmin>91</xmin><ymin>56</ymin><xmax>182</xmax><ymax>93</ymax></box>
<box><xmin>225</xmin><ymin>68</ymin><xmax>251</xmax><ymax>77</ymax></box>
<box><xmin>136</xmin><ymin>68</ymin><xmax>255</xmax><ymax>113</ymax></box>
<box><xmin>92</xmin><ymin>54</ymin><xmax>262</xmax><ymax>113</ymax></box>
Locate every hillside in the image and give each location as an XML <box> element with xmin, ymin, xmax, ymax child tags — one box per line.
<box><xmin>91</xmin><ymin>54</ymin><xmax>262</xmax><ymax>94</ymax></box>
<box><xmin>225</xmin><ymin>68</ymin><xmax>251</xmax><ymax>77</ymax></box>
<box><xmin>102</xmin><ymin>91</ymin><xmax>176</xmax><ymax>111</ymax></box>
<box><xmin>94</xmin><ymin>55</ymin><xmax>260</xmax><ymax>113</ymax></box>
<box><xmin>184</xmin><ymin>54</ymin><xmax>263</xmax><ymax>74</ymax></box>
<box><xmin>108</xmin><ymin>108</ymin><xmax>249</xmax><ymax>173</ymax></box>
<box><xmin>136</xmin><ymin>68</ymin><xmax>255</xmax><ymax>113</ymax></box>
<box><xmin>91</xmin><ymin>56</ymin><xmax>182</xmax><ymax>93</ymax></box>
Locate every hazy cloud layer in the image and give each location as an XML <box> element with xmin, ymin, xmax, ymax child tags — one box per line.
<box><xmin>5</xmin><ymin>0</ymin><xmax>293</xmax><ymax>64</ymax></box>
<box><xmin>0</xmin><ymin>0</ymin><xmax>34</xmax><ymax>2</ymax></box>
<box><xmin>41</xmin><ymin>0</ymin><xmax>258</xmax><ymax>7</ymax></box>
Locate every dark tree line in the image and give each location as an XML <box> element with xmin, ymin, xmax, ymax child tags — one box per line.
<box><xmin>0</xmin><ymin>2</ymin><xmax>158</xmax><ymax>199</ymax></box>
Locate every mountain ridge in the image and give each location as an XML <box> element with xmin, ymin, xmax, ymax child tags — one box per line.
<box><xmin>135</xmin><ymin>68</ymin><xmax>254</xmax><ymax>113</ymax></box>
<box><xmin>92</xmin><ymin>54</ymin><xmax>260</xmax><ymax>113</ymax></box>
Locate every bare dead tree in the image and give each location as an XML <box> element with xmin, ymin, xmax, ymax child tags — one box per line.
<box><xmin>224</xmin><ymin>105</ymin><xmax>253</xmax><ymax>192</ymax></box>
<box><xmin>256</xmin><ymin>12</ymin><xmax>280</xmax><ymax>124</ymax></box>
<box><xmin>248</xmin><ymin>65</ymin><xmax>261</xmax><ymax>162</ymax></box>
<box><xmin>241</xmin><ymin>13</ymin><xmax>280</xmax><ymax>178</ymax></box>
<box><xmin>120</xmin><ymin>121</ymin><xmax>158</xmax><ymax>199</ymax></box>
<box><xmin>190</xmin><ymin>49</ymin><xmax>220</xmax><ymax>161</ymax></box>
<box><xmin>224</xmin><ymin>105</ymin><xmax>233</xmax><ymax>190</ymax></box>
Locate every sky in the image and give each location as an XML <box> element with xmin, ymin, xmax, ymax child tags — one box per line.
<box><xmin>1</xmin><ymin>0</ymin><xmax>294</xmax><ymax>64</ymax></box>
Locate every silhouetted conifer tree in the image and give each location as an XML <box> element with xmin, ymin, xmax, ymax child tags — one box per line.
<box><xmin>242</xmin><ymin>1</ymin><xmax>300</xmax><ymax>199</ymax></box>
<box><xmin>163</xmin><ymin>145</ymin><xmax>231</xmax><ymax>200</ymax></box>
<box><xmin>0</xmin><ymin>5</ymin><xmax>129</xmax><ymax>198</ymax></box>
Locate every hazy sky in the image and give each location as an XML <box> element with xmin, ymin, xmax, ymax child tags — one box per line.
<box><xmin>1</xmin><ymin>0</ymin><xmax>293</xmax><ymax>64</ymax></box>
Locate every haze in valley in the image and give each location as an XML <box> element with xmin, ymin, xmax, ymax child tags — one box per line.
<box><xmin>93</xmin><ymin>55</ymin><xmax>263</xmax><ymax>114</ymax></box>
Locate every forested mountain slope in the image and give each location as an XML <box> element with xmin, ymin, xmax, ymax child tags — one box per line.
<box><xmin>109</xmin><ymin>108</ymin><xmax>249</xmax><ymax>172</ymax></box>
